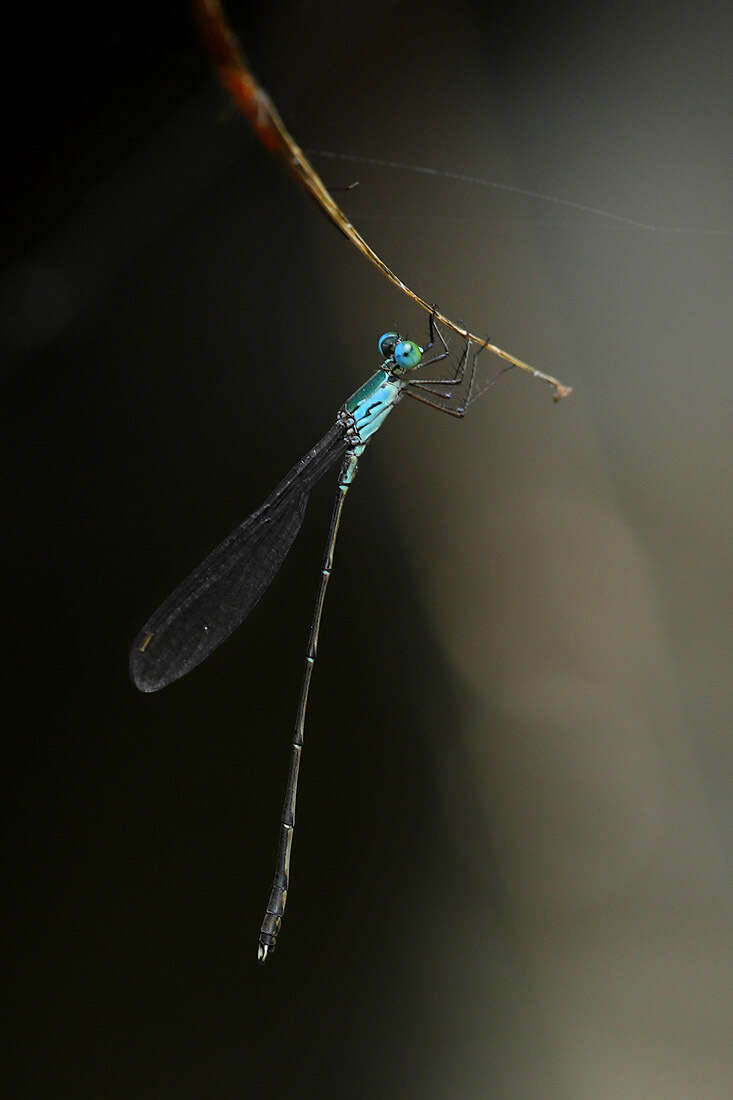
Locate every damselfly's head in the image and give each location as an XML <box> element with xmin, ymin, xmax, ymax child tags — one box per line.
<box><xmin>378</xmin><ymin>331</ymin><xmax>423</xmax><ymax>374</ymax></box>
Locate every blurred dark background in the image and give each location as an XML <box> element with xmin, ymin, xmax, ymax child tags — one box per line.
<box><xmin>4</xmin><ymin>1</ymin><xmax>732</xmax><ymax>1097</ymax></box>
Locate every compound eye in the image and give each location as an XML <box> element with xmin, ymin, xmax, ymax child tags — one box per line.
<box><xmin>378</xmin><ymin>331</ymin><xmax>399</xmax><ymax>359</ymax></box>
<box><xmin>394</xmin><ymin>340</ymin><xmax>422</xmax><ymax>369</ymax></box>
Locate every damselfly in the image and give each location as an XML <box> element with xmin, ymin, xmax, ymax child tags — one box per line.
<box><xmin>131</xmin><ymin>315</ymin><xmax>508</xmax><ymax>961</ymax></box>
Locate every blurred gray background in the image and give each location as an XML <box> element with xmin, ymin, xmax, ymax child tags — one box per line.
<box><xmin>3</xmin><ymin>1</ymin><xmax>732</xmax><ymax>1097</ymax></box>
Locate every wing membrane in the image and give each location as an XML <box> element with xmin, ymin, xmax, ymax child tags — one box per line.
<box><xmin>130</xmin><ymin>421</ymin><xmax>348</xmax><ymax>692</ymax></box>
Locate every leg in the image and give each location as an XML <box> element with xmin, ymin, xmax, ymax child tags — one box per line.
<box><xmin>410</xmin><ymin>335</ymin><xmax>472</xmax><ymax>387</ymax></box>
<box><xmin>459</xmin><ymin>334</ymin><xmax>517</xmax><ymax>409</ymax></box>
<box><xmin>404</xmin><ymin>385</ymin><xmax>466</xmax><ymax>418</ymax></box>
<box><xmin>418</xmin><ymin>306</ymin><xmax>450</xmax><ymax>371</ymax></box>
<box><xmin>405</xmin><ymin>336</ymin><xmax>495</xmax><ymax>416</ymax></box>
<box><xmin>411</xmin><ymin>383</ymin><xmax>457</xmax><ymax>400</ymax></box>
<box><xmin>463</xmin><ymin>360</ymin><xmax>516</xmax><ymax>408</ymax></box>
<box><xmin>413</xmin><ymin>323</ymin><xmax>516</xmax><ymax>415</ymax></box>
<box><xmin>258</xmin><ymin>451</ymin><xmax>359</xmax><ymax>962</ymax></box>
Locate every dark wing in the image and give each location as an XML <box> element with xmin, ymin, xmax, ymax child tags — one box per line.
<box><xmin>130</xmin><ymin>421</ymin><xmax>349</xmax><ymax>692</ymax></box>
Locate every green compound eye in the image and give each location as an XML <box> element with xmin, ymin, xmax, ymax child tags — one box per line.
<box><xmin>393</xmin><ymin>340</ymin><xmax>422</xmax><ymax>369</ymax></box>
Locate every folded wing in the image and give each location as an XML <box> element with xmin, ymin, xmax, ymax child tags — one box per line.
<box><xmin>130</xmin><ymin>421</ymin><xmax>348</xmax><ymax>692</ymax></box>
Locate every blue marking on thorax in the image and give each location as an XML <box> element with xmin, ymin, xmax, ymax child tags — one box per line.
<box><xmin>344</xmin><ymin>370</ymin><xmax>403</xmax><ymax>445</ymax></box>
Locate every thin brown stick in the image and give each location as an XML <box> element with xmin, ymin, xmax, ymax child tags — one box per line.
<box><xmin>194</xmin><ymin>0</ymin><xmax>572</xmax><ymax>402</ymax></box>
